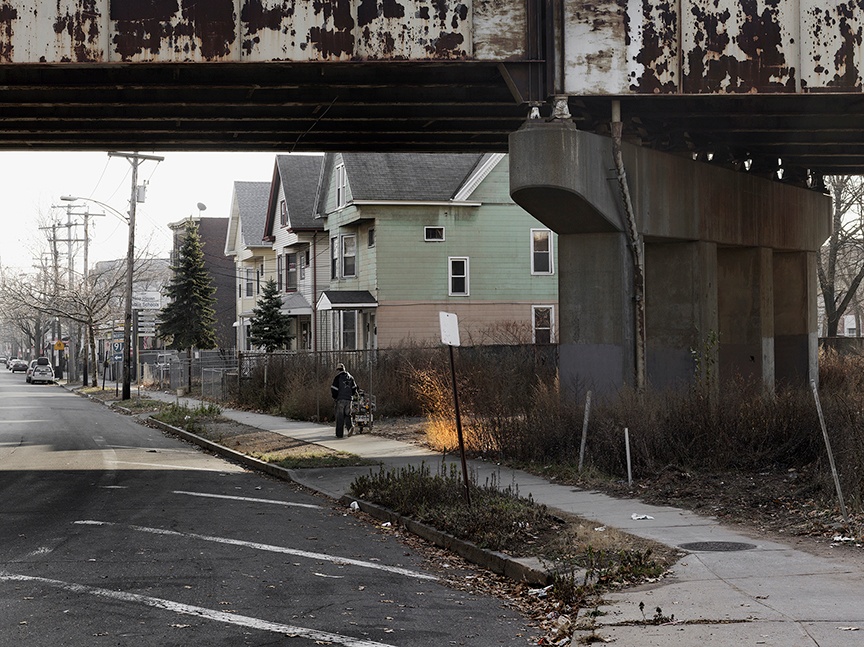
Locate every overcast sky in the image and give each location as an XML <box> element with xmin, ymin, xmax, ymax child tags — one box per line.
<box><xmin>0</xmin><ymin>150</ymin><xmax>283</xmax><ymax>274</ymax></box>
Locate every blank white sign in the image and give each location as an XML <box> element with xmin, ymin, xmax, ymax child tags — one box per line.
<box><xmin>439</xmin><ymin>312</ymin><xmax>460</xmax><ymax>347</ymax></box>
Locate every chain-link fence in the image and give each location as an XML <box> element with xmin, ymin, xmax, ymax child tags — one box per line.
<box><xmin>136</xmin><ymin>344</ymin><xmax>558</xmax><ymax>422</ymax></box>
<box><xmin>139</xmin><ymin>349</ymin><xmax>238</xmax><ymax>397</ymax></box>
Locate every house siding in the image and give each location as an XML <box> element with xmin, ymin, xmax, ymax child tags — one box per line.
<box><xmin>377</xmin><ymin>302</ymin><xmax>556</xmax><ymax>347</ymax></box>
<box><xmin>310</xmin><ymin>152</ymin><xmax>557</xmax><ymax>352</ymax></box>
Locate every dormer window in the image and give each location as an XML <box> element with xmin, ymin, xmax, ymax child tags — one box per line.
<box><xmin>336</xmin><ymin>163</ymin><xmax>348</xmax><ymax>208</ymax></box>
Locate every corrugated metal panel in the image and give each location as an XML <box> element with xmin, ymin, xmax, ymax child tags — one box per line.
<box><xmin>0</xmin><ymin>0</ymin><xmax>483</xmax><ymax>63</ymax></box>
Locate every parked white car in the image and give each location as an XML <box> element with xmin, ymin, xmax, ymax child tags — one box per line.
<box><xmin>27</xmin><ymin>357</ymin><xmax>54</xmax><ymax>384</ymax></box>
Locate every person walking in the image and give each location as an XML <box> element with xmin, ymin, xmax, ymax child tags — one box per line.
<box><xmin>331</xmin><ymin>363</ymin><xmax>358</xmax><ymax>438</ymax></box>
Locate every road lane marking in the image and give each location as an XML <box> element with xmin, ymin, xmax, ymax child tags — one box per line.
<box><xmin>173</xmin><ymin>490</ymin><xmax>322</xmax><ymax>510</ymax></box>
<box><xmin>0</xmin><ymin>571</ymin><xmax>397</xmax><ymax>647</ymax></box>
<box><xmin>75</xmin><ymin>520</ymin><xmax>437</xmax><ymax>581</ymax></box>
<box><xmin>0</xmin><ymin>420</ymin><xmax>52</xmax><ymax>423</ymax></box>
<box><xmin>110</xmin><ymin>461</ymin><xmax>233</xmax><ymax>472</ymax></box>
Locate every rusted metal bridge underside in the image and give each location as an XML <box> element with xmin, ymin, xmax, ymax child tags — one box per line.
<box><xmin>3</xmin><ymin>1</ymin><xmax>864</xmax><ymax>184</ymax></box>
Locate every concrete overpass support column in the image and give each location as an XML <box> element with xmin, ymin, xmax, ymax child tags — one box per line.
<box><xmin>645</xmin><ymin>241</ymin><xmax>718</xmax><ymax>390</ymax></box>
<box><xmin>773</xmin><ymin>251</ymin><xmax>819</xmax><ymax>387</ymax></box>
<box><xmin>717</xmin><ymin>247</ymin><xmax>775</xmax><ymax>390</ymax></box>
<box><xmin>558</xmin><ymin>232</ymin><xmax>634</xmax><ymax>397</ymax></box>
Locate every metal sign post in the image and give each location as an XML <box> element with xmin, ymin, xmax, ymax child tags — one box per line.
<box><xmin>440</xmin><ymin>312</ymin><xmax>470</xmax><ymax>505</ymax></box>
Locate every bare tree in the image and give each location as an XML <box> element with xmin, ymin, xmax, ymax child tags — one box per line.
<box><xmin>1</xmin><ymin>260</ymin><xmax>128</xmax><ymax>386</ymax></box>
<box><xmin>817</xmin><ymin>175</ymin><xmax>864</xmax><ymax>338</ymax></box>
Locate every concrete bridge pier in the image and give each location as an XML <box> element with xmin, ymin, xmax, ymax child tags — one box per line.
<box><xmin>509</xmin><ymin>120</ymin><xmax>830</xmax><ymax>398</ymax></box>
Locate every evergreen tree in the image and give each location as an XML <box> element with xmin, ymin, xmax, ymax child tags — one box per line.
<box><xmin>249</xmin><ymin>278</ymin><xmax>292</xmax><ymax>351</ymax></box>
<box><xmin>158</xmin><ymin>221</ymin><xmax>217</xmax><ymax>389</ymax></box>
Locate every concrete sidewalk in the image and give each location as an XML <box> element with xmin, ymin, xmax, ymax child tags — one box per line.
<box><xmin>130</xmin><ymin>388</ymin><xmax>864</xmax><ymax>645</ymax></box>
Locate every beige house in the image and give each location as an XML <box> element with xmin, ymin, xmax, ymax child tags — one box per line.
<box><xmin>224</xmin><ymin>180</ymin><xmax>273</xmax><ymax>350</ymax></box>
<box><xmin>260</xmin><ymin>154</ymin><xmax>327</xmax><ymax>351</ymax></box>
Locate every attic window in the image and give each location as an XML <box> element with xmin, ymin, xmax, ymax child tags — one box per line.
<box><xmin>424</xmin><ymin>226</ymin><xmax>445</xmax><ymax>242</ymax></box>
<box><xmin>280</xmin><ymin>199</ymin><xmax>287</xmax><ymax>226</ymax></box>
<box><xmin>336</xmin><ymin>163</ymin><xmax>348</xmax><ymax>208</ymax></box>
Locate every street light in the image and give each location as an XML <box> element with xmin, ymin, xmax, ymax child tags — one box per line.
<box><xmin>61</xmin><ymin>194</ymin><xmax>133</xmax><ymax>398</ymax></box>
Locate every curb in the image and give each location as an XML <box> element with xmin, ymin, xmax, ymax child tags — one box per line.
<box><xmin>67</xmin><ymin>385</ymin><xmax>552</xmax><ymax>586</ymax></box>
<box><xmin>145</xmin><ymin>416</ymin><xmax>550</xmax><ymax>585</ymax></box>
<box><xmin>340</xmin><ymin>496</ymin><xmax>550</xmax><ymax>585</ymax></box>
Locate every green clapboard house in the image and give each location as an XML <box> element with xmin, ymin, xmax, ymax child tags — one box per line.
<box><xmin>313</xmin><ymin>152</ymin><xmax>558</xmax><ymax>351</ymax></box>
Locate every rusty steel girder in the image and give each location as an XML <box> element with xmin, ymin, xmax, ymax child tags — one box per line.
<box><xmin>0</xmin><ymin>1</ymin><xmax>862</xmax><ymax>178</ymax></box>
<box><xmin>566</xmin><ymin>0</ymin><xmax>864</xmax><ymax>96</ymax></box>
<box><xmin>0</xmin><ymin>0</ymin><xmax>533</xmax><ymax>63</ymax></box>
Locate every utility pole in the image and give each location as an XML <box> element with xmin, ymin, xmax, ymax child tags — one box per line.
<box><xmin>38</xmin><ymin>221</ymin><xmax>62</xmax><ymax>371</ymax></box>
<box><xmin>109</xmin><ymin>151</ymin><xmax>163</xmax><ymax>400</ymax></box>
<box><xmin>48</xmin><ymin>203</ymin><xmax>91</xmax><ymax>382</ymax></box>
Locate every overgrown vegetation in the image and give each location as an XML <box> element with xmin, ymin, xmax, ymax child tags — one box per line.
<box><xmin>409</xmin><ymin>347</ymin><xmax>864</xmax><ymax>513</ymax></box>
<box><xmin>350</xmin><ymin>462</ymin><xmax>671</xmax><ymax>610</ymax></box>
<box><xmin>351</xmin><ymin>462</ymin><xmax>556</xmax><ymax>554</ymax></box>
<box><xmin>154</xmin><ymin>401</ymin><xmax>222</xmax><ymax>434</ymax></box>
<box><xmin>230</xmin><ymin>344</ymin><xmax>864</xmax><ymax>511</ymax></box>
<box><xmin>233</xmin><ymin>345</ymin><xmax>440</xmax><ymax>420</ymax></box>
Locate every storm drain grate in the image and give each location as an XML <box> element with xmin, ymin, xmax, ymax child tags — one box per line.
<box><xmin>679</xmin><ymin>541</ymin><xmax>757</xmax><ymax>552</ymax></box>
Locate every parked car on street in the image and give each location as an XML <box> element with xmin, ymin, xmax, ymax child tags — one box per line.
<box><xmin>27</xmin><ymin>357</ymin><xmax>54</xmax><ymax>384</ymax></box>
<box><xmin>9</xmin><ymin>359</ymin><xmax>27</xmax><ymax>373</ymax></box>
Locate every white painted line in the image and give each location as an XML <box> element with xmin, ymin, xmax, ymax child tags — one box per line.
<box><xmin>19</xmin><ymin>547</ymin><xmax>53</xmax><ymax>559</ymax></box>
<box><xmin>75</xmin><ymin>520</ymin><xmax>437</xmax><ymax>581</ymax></box>
<box><xmin>173</xmin><ymin>490</ymin><xmax>322</xmax><ymax>510</ymax></box>
<box><xmin>110</xmin><ymin>461</ymin><xmax>230</xmax><ymax>472</ymax></box>
<box><xmin>0</xmin><ymin>571</ymin><xmax>396</xmax><ymax>647</ymax></box>
<box><xmin>0</xmin><ymin>420</ymin><xmax>51</xmax><ymax>424</ymax></box>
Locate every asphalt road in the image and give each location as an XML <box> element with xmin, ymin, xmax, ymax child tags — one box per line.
<box><xmin>0</xmin><ymin>371</ymin><xmax>530</xmax><ymax>646</ymax></box>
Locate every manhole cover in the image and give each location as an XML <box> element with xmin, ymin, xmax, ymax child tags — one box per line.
<box><xmin>679</xmin><ymin>541</ymin><xmax>757</xmax><ymax>552</ymax></box>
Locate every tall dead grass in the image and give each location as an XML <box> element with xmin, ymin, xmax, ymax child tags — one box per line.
<box><xmin>233</xmin><ymin>346</ymin><xmax>437</xmax><ymax>421</ymax></box>
<box><xmin>409</xmin><ymin>346</ymin><xmax>864</xmax><ymax>510</ymax></box>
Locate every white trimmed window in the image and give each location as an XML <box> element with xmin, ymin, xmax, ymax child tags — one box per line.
<box><xmin>332</xmin><ymin>310</ymin><xmax>357</xmax><ymax>350</ymax></box>
<box><xmin>341</xmin><ymin>234</ymin><xmax>357</xmax><ymax>278</ymax></box>
<box><xmin>533</xmin><ymin>306</ymin><xmax>554</xmax><ymax>344</ymax></box>
<box><xmin>285</xmin><ymin>252</ymin><xmax>298</xmax><ymax>291</ymax></box>
<box><xmin>277</xmin><ymin>255</ymin><xmax>283</xmax><ymax>291</ymax></box>
<box><xmin>330</xmin><ymin>237</ymin><xmax>338</xmax><ymax>280</ymax></box>
<box><xmin>245</xmin><ymin>268</ymin><xmax>254</xmax><ymax>297</ymax></box>
<box><xmin>336</xmin><ymin>163</ymin><xmax>348</xmax><ymax>208</ymax></box>
<box><xmin>449</xmin><ymin>257</ymin><xmax>469</xmax><ymax>296</ymax></box>
<box><xmin>280</xmin><ymin>199</ymin><xmax>287</xmax><ymax>226</ymax></box>
<box><xmin>425</xmin><ymin>226</ymin><xmax>445</xmax><ymax>241</ymax></box>
<box><xmin>368</xmin><ymin>227</ymin><xmax>376</xmax><ymax>248</ymax></box>
<box><xmin>531</xmin><ymin>228</ymin><xmax>554</xmax><ymax>274</ymax></box>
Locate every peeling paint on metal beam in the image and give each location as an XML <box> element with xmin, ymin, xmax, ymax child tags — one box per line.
<box><xmin>0</xmin><ymin>0</ymin><xmax>482</xmax><ymax>63</ymax></box>
<box><xmin>564</xmin><ymin>1</ymin><xmax>864</xmax><ymax>96</ymax></box>
<box><xmin>682</xmin><ymin>0</ymin><xmax>797</xmax><ymax>94</ymax></box>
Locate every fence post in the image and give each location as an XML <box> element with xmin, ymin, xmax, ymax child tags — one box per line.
<box><xmin>578</xmin><ymin>390</ymin><xmax>592</xmax><ymax>472</ymax></box>
<box><xmin>810</xmin><ymin>380</ymin><xmax>850</xmax><ymax>524</ymax></box>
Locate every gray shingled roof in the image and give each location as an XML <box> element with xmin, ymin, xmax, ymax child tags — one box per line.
<box><xmin>234</xmin><ymin>181</ymin><xmax>271</xmax><ymax>246</ymax></box>
<box><xmin>275</xmin><ymin>154</ymin><xmax>325</xmax><ymax>230</ymax></box>
<box><xmin>340</xmin><ymin>153</ymin><xmax>484</xmax><ymax>201</ymax></box>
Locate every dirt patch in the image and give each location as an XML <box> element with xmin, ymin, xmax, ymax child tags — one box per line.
<box><xmin>202</xmin><ymin>420</ymin><xmax>327</xmax><ymax>456</ymax></box>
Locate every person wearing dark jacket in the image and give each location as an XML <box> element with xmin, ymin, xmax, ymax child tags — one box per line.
<box><xmin>331</xmin><ymin>363</ymin><xmax>358</xmax><ymax>438</ymax></box>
